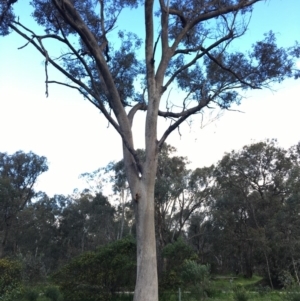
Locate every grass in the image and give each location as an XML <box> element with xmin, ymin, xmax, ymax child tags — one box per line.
<box><xmin>204</xmin><ymin>275</ymin><xmax>299</xmax><ymax>301</ymax></box>
<box><xmin>112</xmin><ymin>275</ymin><xmax>299</xmax><ymax>300</ymax></box>
<box><xmin>210</xmin><ymin>274</ymin><xmax>263</xmax><ymax>291</ymax></box>
<box><xmin>3</xmin><ymin>275</ymin><xmax>298</xmax><ymax>301</ymax></box>
<box><xmin>208</xmin><ymin>291</ymin><xmax>283</xmax><ymax>301</ymax></box>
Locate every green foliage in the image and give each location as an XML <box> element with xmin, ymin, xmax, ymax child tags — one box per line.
<box><xmin>181</xmin><ymin>260</ymin><xmax>211</xmax><ymax>299</ymax></box>
<box><xmin>205</xmin><ymin>140</ymin><xmax>300</xmax><ymax>279</ymax></box>
<box><xmin>284</xmin><ymin>285</ymin><xmax>300</xmax><ymax>301</ymax></box>
<box><xmin>181</xmin><ymin>260</ymin><xmax>210</xmax><ymax>285</ymax></box>
<box><xmin>279</xmin><ymin>271</ymin><xmax>296</xmax><ymax>289</ymax></box>
<box><xmin>18</xmin><ymin>253</ymin><xmax>48</xmax><ymax>284</ymax></box>
<box><xmin>159</xmin><ymin>291</ymin><xmax>177</xmax><ymax>301</ymax></box>
<box><xmin>0</xmin><ymin>151</ymin><xmax>48</xmax><ymax>258</ymax></box>
<box><xmin>0</xmin><ymin>285</ymin><xmax>25</xmax><ymax>301</ymax></box>
<box><xmin>44</xmin><ymin>286</ymin><xmax>63</xmax><ymax>301</ymax></box>
<box><xmin>163</xmin><ymin>238</ymin><xmax>197</xmax><ymax>265</ymax></box>
<box><xmin>233</xmin><ymin>285</ymin><xmax>249</xmax><ymax>301</ymax></box>
<box><xmin>161</xmin><ymin>238</ymin><xmax>198</xmax><ymax>289</ymax></box>
<box><xmin>0</xmin><ymin>258</ymin><xmax>22</xmax><ymax>295</ymax></box>
<box><xmin>23</xmin><ymin>287</ymin><xmax>39</xmax><ymax>301</ymax></box>
<box><xmin>256</xmin><ymin>284</ymin><xmax>271</xmax><ymax>297</ymax></box>
<box><xmin>54</xmin><ymin>237</ymin><xmax>136</xmax><ymax>301</ymax></box>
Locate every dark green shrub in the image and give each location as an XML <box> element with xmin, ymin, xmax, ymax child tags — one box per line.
<box><xmin>181</xmin><ymin>260</ymin><xmax>211</xmax><ymax>299</ymax></box>
<box><xmin>284</xmin><ymin>286</ymin><xmax>300</xmax><ymax>301</ymax></box>
<box><xmin>54</xmin><ymin>236</ymin><xmax>136</xmax><ymax>301</ymax></box>
<box><xmin>279</xmin><ymin>270</ymin><xmax>296</xmax><ymax>289</ymax></box>
<box><xmin>256</xmin><ymin>284</ymin><xmax>271</xmax><ymax>296</ymax></box>
<box><xmin>233</xmin><ymin>286</ymin><xmax>249</xmax><ymax>301</ymax></box>
<box><xmin>159</xmin><ymin>291</ymin><xmax>178</xmax><ymax>301</ymax></box>
<box><xmin>181</xmin><ymin>260</ymin><xmax>210</xmax><ymax>285</ymax></box>
<box><xmin>0</xmin><ymin>258</ymin><xmax>22</xmax><ymax>295</ymax></box>
<box><xmin>23</xmin><ymin>287</ymin><xmax>39</xmax><ymax>301</ymax></box>
<box><xmin>0</xmin><ymin>285</ymin><xmax>25</xmax><ymax>301</ymax></box>
<box><xmin>161</xmin><ymin>238</ymin><xmax>198</xmax><ymax>290</ymax></box>
<box><xmin>18</xmin><ymin>253</ymin><xmax>47</xmax><ymax>283</ymax></box>
<box><xmin>44</xmin><ymin>285</ymin><xmax>62</xmax><ymax>301</ymax></box>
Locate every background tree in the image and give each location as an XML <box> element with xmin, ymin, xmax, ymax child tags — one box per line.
<box><xmin>0</xmin><ymin>151</ymin><xmax>48</xmax><ymax>258</ymax></box>
<box><xmin>14</xmin><ymin>193</ymin><xmax>64</xmax><ymax>280</ymax></box>
<box><xmin>53</xmin><ymin>191</ymin><xmax>117</xmax><ymax>262</ymax></box>
<box><xmin>161</xmin><ymin>237</ymin><xmax>198</xmax><ymax>290</ymax></box>
<box><xmin>1</xmin><ymin>1</ymin><xmax>299</xmax><ymax>299</ymax></box>
<box><xmin>1</xmin><ymin>141</ymin><xmax>300</xmax><ymax>291</ymax></box>
<box><xmin>155</xmin><ymin>146</ymin><xmax>213</xmax><ymax>244</ymax></box>
<box><xmin>204</xmin><ymin>140</ymin><xmax>300</xmax><ymax>286</ymax></box>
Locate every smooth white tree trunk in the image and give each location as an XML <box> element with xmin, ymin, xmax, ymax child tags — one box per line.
<box><xmin>133</xmin><ymin>180</ymin><xmax>158</xmax><ymax>301</ymax></box>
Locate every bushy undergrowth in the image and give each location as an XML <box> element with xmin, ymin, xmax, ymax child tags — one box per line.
<box><xmin>44</xmin><ymin>286</ymin><xmax>63</xmax><ymax>301</ymax></box>
<box><xmin>284</xmin><ymin>286</ymin><xmax>300</xmax><ymax>301</ymax></box>
<box><xmin>233</xmin><ymin>285</ymin><xmax>249</xmax><ymax>301</ymax></box>
<box><xmin>0</xmin><ymin>258</ymin><xmax>22</xmax><ymax>296</ymax></box>
<box><xmin>1</xmin><ymin>251</ymin><xmax>300</xmax><ymax>301</ymax></box>
<box><xmin>53</xmin><ymin>236</ymin><xmax>136</xmax><ymax>301</ymax></box>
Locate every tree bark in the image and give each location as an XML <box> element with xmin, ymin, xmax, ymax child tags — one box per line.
<box><xmin>0</xmin><ymin>220</ymin><xmax>10</xmax><ymax>258</ymax></box>
<box><xmin>133</xmin><ymin>180</ymin><xmax>158</xmax><ymax>301</ymax></box>
<box><xmin>117</xmin><ymin>188</ymin><xmax>126</xmax><ymax>240</ymax></box>
<box><xmin>130</xmin><ymin>1</ymin><xmax>160</xmax><ymax>299</ymax></box>
<box><xmin>264</xmin><ymin>250</ymin><xmax>274</xmax><ymax>289</ymax></box>
<box><xmin>0</xmin><ymin>243</ymin><xmax>4</xmax><ymax>258</ymax></box>
<box><xmin>155</xmin><ymin>202</ymin><xmax>167</xmax><ymax>282</ymax></box>
<box><xmin>242</xmin><ymin>243</ymin><xmax>253</xmax><ymax>278</ymax></box>
<box><xmin>291</xmin><ymin>255</ymin><xmax>300</xmax><ymax>286</ymax></box>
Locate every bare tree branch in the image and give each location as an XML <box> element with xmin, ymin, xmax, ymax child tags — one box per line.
<box><xmin>9</xmin><ymin>22</ymin><xmax>129</xmax><ymax>141</ymax></box>
<box><xmin>54</xmin><ymin>16</ymin><xmax>102</xmax><ymax>99</ymax></box>
<box><xmin>127</xmin><ymin>103</ymin><xmax>147</xmax><ymax>127</ymax></box>
<box><xmin>158</xmin><ymin>97</ymin><xmax>211</xmax><ymax>148</ymax></box>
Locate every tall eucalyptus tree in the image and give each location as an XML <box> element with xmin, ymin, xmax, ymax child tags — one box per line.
<box><xmin>1</xmin><ymin>1</ymin><xmax>299</xmax><ymax>299</ymax></box>
<box><xmin>0</xmin><ymin>151</ymin><xmax>48</xmax><ymax>258</ymax></box>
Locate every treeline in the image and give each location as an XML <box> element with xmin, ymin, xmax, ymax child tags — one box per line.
<box><xmin>1</xmin><ymin>139</ymin><xmax>300</xmax><ymax>291</ymax></box>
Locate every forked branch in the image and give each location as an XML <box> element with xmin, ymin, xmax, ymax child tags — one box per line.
<box><xmin>158</xmin><ymin>97</ymin><xmax>211</xmax><ymax>148</ymax></box>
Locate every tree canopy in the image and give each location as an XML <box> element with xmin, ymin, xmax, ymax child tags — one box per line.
<box><xmin>0</xmin><ymin>150</ymin><xmax>48</xmax><ymax>258</ymax></box>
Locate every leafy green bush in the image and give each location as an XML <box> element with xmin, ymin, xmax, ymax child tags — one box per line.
<box><xmin>159</xmin><ymin>291</ymin><xmax>178</xmax><ymax>301</ymax></box>
<box><xmin>18</xmin><ymin>253</ymin><xmax>47</xmax><ymax>284</ymax></box>
<box><xmin>44</xmin><ymin>285</ymin><xmax>63</xmax><ymax>301</ymax></box>
<box><xmin>23</xmin><ymin>287</ymin><xmax>39</xmax><ymax>301</ymax></box>
<box><xmin>53</xmin><ymin>236</ymin><xmax>136</xmax><ymax>301</ymax></box>
<box><xmin>0</xmin><ymin>285</ymin><xmax>25</xmax><ymax>301</ymax></box>
<box><xmin>181</xmin><ymin>260</ymin><xmax>211</xmax><ymax>299</ymax></box>
<box><xmin>181</xmin><ymin>260</ymin><xmax>210</xmax><ymax>285</ymax></box>
<box><xmin>256</xmin><ymin>284</ymin><xmax>271</xmax><ymax>296</ymax></box>
<box><xmin>233</xmin><ymin>285</ymin><xmax>249</xmax><ymax>301</ymax></box>
<box><xmin>284</xmin><ymin>286</ymin><xmax>300</xmax><ymax>301</ymax></box>
<box><xmin>279</xmin><ymin>270</ymin><xmax>296</xmax><ymax>289</ymax></box>
<box><xmin>161</xmin><ymin>238</ymin><xmax>198</xmax><ymax>289</ymax></box>
<box><xmin>0</xmin><ymin>258</ymin><xmax>22</xmax><ymax>295</ymax></box>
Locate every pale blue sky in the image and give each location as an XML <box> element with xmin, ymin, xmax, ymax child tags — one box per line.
<box><xmin>0</xmin><ymin>0</ymin><xmax>299</xmax><ymax>196</ymax></box>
